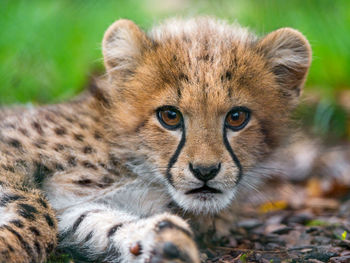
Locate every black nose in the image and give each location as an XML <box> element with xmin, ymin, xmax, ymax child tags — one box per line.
<box><xmin>189</xmin><ymin>163</ymin><xmax>221</xmax><ymax>182</ymax></box>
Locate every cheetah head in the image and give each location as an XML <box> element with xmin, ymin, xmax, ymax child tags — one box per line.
<box><xmin>100</xmin><ymin>18</ymin><xmax>311</xmax><ymax>214</ymax></box>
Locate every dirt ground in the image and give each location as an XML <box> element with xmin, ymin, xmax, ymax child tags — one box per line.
<box><xmin>202</xmin><ymin>142</ymin><xmax>350</xmax><ymax>263</ymax></box>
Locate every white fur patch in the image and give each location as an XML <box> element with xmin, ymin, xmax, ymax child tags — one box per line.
<box><xmin>104</xmin><ymin>27</ymin><xmax>141</xmax><ymax>72</ymax></box>
<box><xmin>59</xmin><ymin>203</ymin><xmax>137</xmax><ymax>254</ymax></box>
<box><xmin>0</xmin><ymin>208</ymin><xmax>15</xmax><ymax>226</ymax></box>
<box><xmin>0</xmin><ymin>189</ymin><xmax>15</xmax><ymax>226</ymax></box>
<box><xmin>168</xmin><ymin>186</ymin><xmax>236</xmax><ymax>215</ymax></box>
<box><xmin>0</xmin><ymin>198</ymin><xmax>15</xmax><ymax>227</ymax></box>
<box><xmin>149</xmin><ymin>17</ymin><xmax>254</xmax><ymax>44</ymax></box>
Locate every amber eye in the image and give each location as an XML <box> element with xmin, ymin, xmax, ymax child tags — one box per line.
<box><xmin>157</xmin><ymin>106</ymin><xmax>182</xmax><ymax>130</ymax></box>
<box><xmin>225</xmin><ymin>107</ymin><xmax>250</xmax><ymax>131</ymax></box>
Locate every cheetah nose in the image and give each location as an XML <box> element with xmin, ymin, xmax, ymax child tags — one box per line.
<box><xmin>189</xmin><ymin>163</ymin><xmax>221</xmax><ymax>182</ymax></box>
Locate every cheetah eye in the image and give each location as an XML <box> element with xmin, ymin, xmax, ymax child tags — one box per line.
<box><xmin>157</xmin><ymin>106</ymin><xmax>183</xmax><ymax>130</ymax></box>
<box><xmin>225</xmin><ymin>107</ymin><xmax>250</xmax><ymax>131</ymax></box>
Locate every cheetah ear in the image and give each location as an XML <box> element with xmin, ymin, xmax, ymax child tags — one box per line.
<box><xmin>102</xmin><ymin>19</ymin><xmax>150</xmax><ymax>77</ymax></box>
<box><xmin>257</xmin><ymin>28</ymin><xmax>312</xmax><ymax>98</ymax></box>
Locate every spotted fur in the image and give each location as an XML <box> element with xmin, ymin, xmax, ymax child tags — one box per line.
<box><xmin>0</xmin><ymin>17</ymin><xmax>311</xmax><ymax>262</ymax></box>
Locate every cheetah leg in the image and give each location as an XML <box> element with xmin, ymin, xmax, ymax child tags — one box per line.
<box><xmin>59</xmin><ymin>203</ymin><xmax>200</xmax><ymax>263</ymax></box>
<box><xmin>0</xmin><ymin>184</ymin><xmax>57</xmax><ymax>263</ymax></box>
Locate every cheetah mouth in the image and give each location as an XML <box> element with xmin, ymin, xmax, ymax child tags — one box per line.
<box><xmin>185</xmin><ymin>185</ymin><xmax>222</xmax><ymax>195</ymax></box>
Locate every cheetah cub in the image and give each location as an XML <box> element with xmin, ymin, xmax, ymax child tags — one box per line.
<box><xmin>0</xmin><ymin>17</ymin><xmax>311</xmax><ymax>263</ymax></box>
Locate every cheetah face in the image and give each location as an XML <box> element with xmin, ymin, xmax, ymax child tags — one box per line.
<box><xmin>102</xmin><ymin>18</ymin><xmax>311</xmax><ymax>214</ymax></box>
<box><xmin>154</xmin><ymin>105</ymin><xmax>251</xmax><ymax>214</ymax></box>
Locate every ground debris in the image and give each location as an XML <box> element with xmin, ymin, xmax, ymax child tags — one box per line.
<box><xmin>203</xmin><ymin>156</ymin><xmax>350</xmax><ymax>263</ymax></box>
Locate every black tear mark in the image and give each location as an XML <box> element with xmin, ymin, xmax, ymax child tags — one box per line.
<box><xmin>166</xmin><ymin>126</ymin><xmax>186</xmax><ymax>187</ymax></box>
<box><xmin>222</xmin><ymin>128</ymin><xmax>243</xmax><ymax>185</ymax></box>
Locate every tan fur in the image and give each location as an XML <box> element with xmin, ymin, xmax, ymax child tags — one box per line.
<box><xmin>0</xmin><ymin>17</ymin><xmax>311</xmax><ymax>262</ymax></box>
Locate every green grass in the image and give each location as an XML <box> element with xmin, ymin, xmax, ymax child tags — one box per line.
<box><xmin>306</xmin><ymin>219</ymin><xmax>330</xmax><ymax>227</ymax></box>
<box><xmin>1</xmin><ymin>0</ymin><xmax>349</xmax><ymax>105</ymax></box>
<box><xmin>0</xmin><ymin>0</ymin><xmax>150</xmax><ymax>104</ymax></box>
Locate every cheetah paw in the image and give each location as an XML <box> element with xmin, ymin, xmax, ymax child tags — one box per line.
<box><xmin>145</xmin><ymin>220</ymin><xmax>199</xmax><ymax>263</ymax></box>
<box><xmin>122</xmin><ymin>215</ymin><xmax>200</xmax><ymax>263</ymax></box>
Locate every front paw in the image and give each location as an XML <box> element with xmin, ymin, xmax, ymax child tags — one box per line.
<box><xmin>129</xmin><ymin>215</ymin><xmax>200</xmax><ymax>263</ymax></box>
<box><xmin>147</xmin><ymin>219</ymin><xmax>199</xmax><ymax>263</ymax></box>
<box><xmin>147</xmin><ymin>241</ymin><xmax>195</xmax><ymax>263</ymax></box>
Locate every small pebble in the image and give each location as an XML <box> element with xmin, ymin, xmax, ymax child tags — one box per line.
<box><xmin>284</xmin><ymin>212</ymin><xmax>313</xmax><ymax>225</ymax></box>
<box><xmin>338</xmin><ymin>240</ymin><xmax>350</xmax><ymax>249</ymax></box>
<box><xmin>237</xmin><ymin>219</ymin><xmax>263</xmax><ymax>230</ymax></box>
<box><xmin>307</xmin><ymin>259</ymin><xmax>324</xmax><ymax>263</ymax></box>
<box><xmin>340</xmin><ymin>250</ymin><xmax>350</xmax><ymax>256</ymax></box>
<box><xmin>265</xmin><ymin>224</ymin><xmax>287</xmax><ymax>234</ymax></box>
<box><xmin>271</xmin><ymin>226</ymin><xmax>293</xmax><ymax>235</ymax></box>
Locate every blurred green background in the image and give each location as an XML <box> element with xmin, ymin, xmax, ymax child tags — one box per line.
<box><xmin>0</xmin><ymin>0</ymin><xmax>349</xmax><ymax>140</ymax></box>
